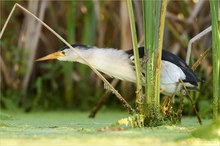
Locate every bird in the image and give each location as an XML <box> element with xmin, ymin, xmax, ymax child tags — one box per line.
<box><xmin>36</xmin><ymin>44</ymin><xmax>201</xmax><ymax>96</ymax></box>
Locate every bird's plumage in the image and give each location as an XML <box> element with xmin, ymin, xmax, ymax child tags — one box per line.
<box><xmin>59</xmin><ymin>44</ymin><xmax>89</xmax><ymax>51</ymax></box>
<box><xmin>161</xmin><ymin>50</ymin><xmax>201</xmax><ymax>86</ymax></box>
<box><xmin>126</xmin><ymin>47</ymin><xmax>201</xmax><ymax>86</ymax></box>
<box><xmin>58</xmin><ymin>45</ymin><xmax>136</xmax><ymax>82</ymax></box>
<box><xmin>38</xmin><ymin>44</ymin><xmax>201</xmax><ymax>96</ymax></box>
<box><xmin>126</xmin><ymin>47</ymin><xmax>201</xmax><ymax>95</ymax></box>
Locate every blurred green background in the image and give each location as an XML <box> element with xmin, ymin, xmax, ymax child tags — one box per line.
<box><xmin>0</xmin><ymin>0</ymin><xmax>214</xmax><ymax>118</ymax></box>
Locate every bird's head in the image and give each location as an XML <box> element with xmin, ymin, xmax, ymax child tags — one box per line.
<box><xmin>36</xmin><ymin>44</ymin><xmax>89</xmax><ymax>62</ymax></box>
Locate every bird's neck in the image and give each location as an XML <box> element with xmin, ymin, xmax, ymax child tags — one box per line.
<box><xmin>76</xmin><ymin>47</ymin><xmax>137</xmax><ymax>83</ymax></box>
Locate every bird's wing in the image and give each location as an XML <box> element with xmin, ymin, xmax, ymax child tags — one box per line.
<box><xmin>162</xmin><ymin>50</ymin><xmax>201</xmax><ymax>86</ymax></box>
<box><xmin>160</xmin><ymin>61</ymin><xmax>186</xmax><ymax>84</ymax></box>
<box><xmin>126</xmin><ymin>47</ymin><xmax>201</xmax><ymax>86</ymax></box>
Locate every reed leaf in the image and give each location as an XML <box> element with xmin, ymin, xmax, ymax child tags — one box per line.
<box><xmin>127</xmin><ymin>0</ymin><xmax>144</xmax><ymax>116</ymax></box>
<box><xmin>143</xmin><ymin>0</ymin><xmax>167</xmax><ymax>126</ymax></box>
<box><xmin>155</xmin><ymin>0</ymin><xmax>167</xmax><ymax>107</ymax></box>
<box><xmin>143</xmin><ymin>0</ymin><xmax>155</xmax><ymax>108</ymax></box>
<box><xmin>63</xmin><ymin>1</ymin><xmax>76</xmax><ymax>107</ymax></box>
<box><xmin>210</xmin><ymin>0</ymin><xmax>220</xmax><ymax>121</ymax></box>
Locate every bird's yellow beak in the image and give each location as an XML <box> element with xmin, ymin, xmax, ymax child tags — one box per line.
<box><xmin>36</xmin><ymin>51</ymin><xmax>64</xmax><ymax>61</ymax></box>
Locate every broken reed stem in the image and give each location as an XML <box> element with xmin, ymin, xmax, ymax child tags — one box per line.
<box><xmin>186</xmin><ymin>26</ymin><xmax>212</xmax><ymax>65</ymax></box>
<box><xmin>0</xmin><ymin>3</ymin><xmax>135</xmax><ymax>115</ymax></box>
<box><xmin>0</xmin><ymin>4</ymin><xmax>17</xmax><ymax>38</ymax></box>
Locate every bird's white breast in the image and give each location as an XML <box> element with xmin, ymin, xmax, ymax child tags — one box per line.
<box><xmin>160</xmin><ymin>61</ymin><xmax>186</xmax><ymax>84</ymax></box>
<box><xmin>160</xmin><ymin>61</ymin><xmax>186</xmax><ymax>95</ymax></box>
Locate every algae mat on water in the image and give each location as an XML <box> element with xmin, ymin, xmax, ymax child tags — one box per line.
<box><xmin>0</xmin><ymin>111</ymin><xmax>219</xmax><ymax>146</ymax></box>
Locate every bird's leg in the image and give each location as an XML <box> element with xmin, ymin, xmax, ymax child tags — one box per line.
<box><xmin>179</xmin><ymin>79</ymin><xmax>202</xmax><ymax>125</ymax></box>
<box><xmin>160</xmin><ymin>88</ymin><xmax>169</xmax><ymax>116</ymax></box>
<box><xmin>161</xmin><ymin>83</ymin><xmax>179</xmax><ymax>117</ymax></box>
<box><xmin>161</xmin><ymin>96</ymin><xmax>171</xmax><ymax>116</ymax></box>
<box><xmin>171</xmin><ymin>82</ymin><xmax>180</xmax><ymax>103</ymax></box>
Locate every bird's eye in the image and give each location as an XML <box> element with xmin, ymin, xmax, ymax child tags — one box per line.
<box><xmin>61</xmin><ymin>51</ymin><xmax>65</xmax><ymax>55</ymax></box>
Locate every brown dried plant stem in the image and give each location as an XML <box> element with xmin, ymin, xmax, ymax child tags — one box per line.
<box><xmin>155</xmin><ymin>0</ymin><xmax>167</xmax><ymax>106</ymax></box>
<box><xmin>89</xmin><ymin>79</ymin><xmax>119</xmax><ymax>118</ymax></box>
<box><xmin>0</xmin><ymin>3</ymin><xmax>134</xmax><ymax>115</ymax></box>
<box><xmin>191</xmin><ymin>48</ymin><xmax>211</xmax><ymax>71</ymax></box>
<box><xmin>179</xmin><ymin>79</ymin><xmax>202</xmax><ymax>125</ymax></box>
